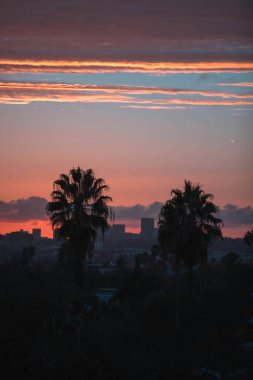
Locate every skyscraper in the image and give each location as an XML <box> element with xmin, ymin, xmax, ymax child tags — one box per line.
<box><xmin>140</xmin><ymin>218</ymin><xmax>155</xmax><ymax>239</ymax></box>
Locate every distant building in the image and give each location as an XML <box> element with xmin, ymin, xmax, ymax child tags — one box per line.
<box><xmin>6</xmin><ymin>229</ymin><xmax>32</xmax><ymax>245</ymax></box>
<box><xmin>140</xmin><ymin>218</ymin><xmax>155</xmax><ymax>239</ymax></box>
<box><xmin>111</xmin><ymin>224</ymin><xmax>125</xmax><ymax>237</ymax></box>
<box><xmin>32</xmin><ymin>228</ymin><xmax>41</xmax><ymax>243</ymax></box>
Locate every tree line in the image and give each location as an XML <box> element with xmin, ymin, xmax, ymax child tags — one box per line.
<box><xmin>46</xmin><ymin>166</ymin><xmax>252</xmax><ymax>286</ymax></box>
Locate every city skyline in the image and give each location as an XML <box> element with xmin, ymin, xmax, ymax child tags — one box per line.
<box><xmin>0</xmin><ymin>196</ymin><xmax>252</xmax><ymax>238</ymax></box>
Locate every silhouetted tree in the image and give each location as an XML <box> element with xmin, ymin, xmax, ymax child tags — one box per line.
<box><xmin>221</xmin><ymin>251</ymin><xmax>241</xmax><ymax>267</ymax></box>
<box><xmin>47</xmin><ymin>167</ymin><xmax>113</xmax><ymax>283</ymax></box>
<box><xmin>158</xmin><ymin>180</ymin><xmax>223</xmax><ymax>297</ymax></box>
<box><xmin>243</xmin><ymin>230</ymin><xmax>253</xmax><ymax>262</ymax></box>
<box><xmin>116</xmin><ymin>255</ymin><xmax>128</xmax><ymax>273</ymax></box>
<box><xmin>21</xmin><ymin>246</ymin><xmax>35</xmax><ymax>267</ymax></box>
<box><xmin>134</xmin><ymin>254</ymin><xmax>141</xmax><ymax>277</ymax></box>
<box><xmin>57</xmin><ymin>241</ymin><xmax>75</xmax><ymax>270</ymax></box>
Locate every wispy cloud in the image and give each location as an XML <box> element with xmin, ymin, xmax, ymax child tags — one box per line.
<box><xmin>1</xmin><ymin>60</ymin><xmax>253</xmax><ymax>74</ymax></box>
<box><xmin>218</xmin><ymin>82</ymin><xmax>253</xmax><ymax>87</ymax></box>
<box><xmin>1</xmin><ymin>81</ymin><xmax>253</xmax><ymax>107</ymax></box>
<box><xmin>1</xmin><ymin>82</ymin><xmax>253</xmax><ymax>98</ymax></box>
<box><xmin>120</xmin><ymin>106</ymin><xmax>191</xmax><ymax>110</ymax></box>
<box><xmin>227</xmin><ymin>108</ymin><xmax>253</xmax><ymax>111</ymax></box>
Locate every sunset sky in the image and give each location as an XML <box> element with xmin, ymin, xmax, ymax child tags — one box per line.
<box><xmin>0</xmin><ymin>0</ymin><xmax>253</xmax><ymax>237</ymax></box>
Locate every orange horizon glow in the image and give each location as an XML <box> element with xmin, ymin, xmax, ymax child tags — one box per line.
<box><xmin>0</xmin><ymin>219</ymin><xmax>251</xmax><ymax>240</ymax></box>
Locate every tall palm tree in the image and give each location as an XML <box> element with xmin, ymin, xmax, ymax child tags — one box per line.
<box><xmin>158</xmin><ymin>180</ymin><xmax>223</xmax><ymax>296</ymax></box>
<box><xmin>243</xmin><ymin>230</ymin><xmax>253</xmax><ymax>262</ymax></box>
<box><xmin>47</xmin><ymin>167</ymin><xmax>114</xmax><ymax>282</ymax></box>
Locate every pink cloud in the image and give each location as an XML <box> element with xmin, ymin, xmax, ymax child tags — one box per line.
<box><xmin>1</xmin><ymin>81</ymin><xmax>253</xmax><ymax>107</ymax></box>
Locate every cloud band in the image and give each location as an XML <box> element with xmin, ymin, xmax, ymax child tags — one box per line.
<box><xmin>1</xmin><ymin>198</ymin><xmax>252</xmax><ymax>229</ymax></box>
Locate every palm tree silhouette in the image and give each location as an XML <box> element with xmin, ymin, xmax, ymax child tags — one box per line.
<box><xmin>243</xmin><ymin>230</ymin><xmax>253</xmax><ymax>262</ymax></box>
<box><xmin>158</xmin><ymin>180</ymin><xmax>223</xmax><ymax>296</ymax></box>
<box><xmin>47</xmin><ymin>167</ymin><xmax>114</xmax><ymax>283</ymax></box>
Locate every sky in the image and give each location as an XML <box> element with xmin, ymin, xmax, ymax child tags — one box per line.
<box><xmin>0</xmin><ymin>0</ymin><xmax>253</xmax><ymax>238</ymax></box>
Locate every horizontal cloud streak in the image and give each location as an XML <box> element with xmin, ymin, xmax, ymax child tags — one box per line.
<box><xmin>1</xmin><ymin>60</ymin><xmax>253</xmax><ymax>74</ymax></box>
<box><xmin>218</xmin><ymin>82</ymin><xmax>253</xmax><ymax>87</ymax></box>
<box><xmin>115</xmin><ymin>203</ymin><xmax>162</xmax><ymax>220</ymax></box>
<box><xmin>1</xmin><ymin>198</ymin><xmax>252</xmax><ymax>230</ymax></box>
<box><xmin>221</xmin><ymin>204</ymin><xmax>253</xmax><ymax>227</ymax></box>
<box><xmin>120</xmin><ymin>106</ymin><xmax>191</xmax><ymax>110</ymax></box>
<box><xmin>1</xmin><ymin>82</ymin><xmax>253</xmax><ymax>98</ymax></box>
<box><xmin>1</xmin><ymin>81</ymin><xmax>253</xmax><ymax>107</ymax></box>
<box><xmin>0</xmin><ymin>197</ymin><xmax>47</xmax><ymax>222</ymax></box>
<box><xmin>115</xmin><ymin>203</ymin><xmax>253</xmax><ymax>228</ymax></box>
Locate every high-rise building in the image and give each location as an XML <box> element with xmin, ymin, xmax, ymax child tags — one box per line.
<box><xmin>140</xmin><ymin>218</ymin><xmax>155</xmax><ymax>239</ymax></box>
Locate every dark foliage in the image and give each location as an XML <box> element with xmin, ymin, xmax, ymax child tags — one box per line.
<box><xmin>47</xmin><ymin>167</ymin><xmax>113</xmax><ymax>283</ymax></box>
<box><xmin>158</xmin><ymin>180</ymin><xmax>223</xmax><ymax>296</ymax></box>
<box><xmin>244</xmin><ymin>230</ymin><xmax>253</xmax><ymax>261</ymax></box>
<box><xmin>0</xmin><ymin>259</ymin><xmax>252</xmax><ymax>380</ymax></box>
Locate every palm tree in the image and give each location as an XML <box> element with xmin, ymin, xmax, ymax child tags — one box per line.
<box><xmin>243</xmin><ymin>230</ymin><xmax>253</xmax><ymax>262</ymax></box>
<box><xmin>47</xmin><ymin>167</ymin><xmax>114</xmax><ymax>283</ymax></box>
<box><xmin>158</xmin><ymin>180</ymin><xmax>223</xmax><ymax>296</ymax></box>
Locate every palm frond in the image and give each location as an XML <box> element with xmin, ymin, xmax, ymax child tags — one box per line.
<box><xmin>70</xmin><ymin>167</ymin><xmax>82</xmax><ymax>184</ymax></box>
<box><xmin>47</xmin><ymin>166</ymin><xmax>113</xmax><ymax>258</ymax></box>
<box><xmin>158</xmin><ymin>180</ymin><xmax>223</xmax><ymax>266</ymax></box>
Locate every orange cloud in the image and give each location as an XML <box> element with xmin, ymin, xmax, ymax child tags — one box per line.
<box><xmin>1</xmin><ymin>82</ymin><xmax>253</xmax><ymax>99</ymax></box>
<box><xmin>1</xmin><ymin>59</ymin><xmax>253</xmax><ymax>74</ymax></box>
<box><xmin>152</xmin><ymin>99</ymin><xmax>253</xmax><ymax>106</ymax></box>
<box><xmin>1</xmin><ymin>81</ymin><xmax>253</xmax><ymax>107</ymax></box>
<box><xmin>218</xmin><ymin>82</ymin><xmax>253</xmax><ymax>87</ymax></box>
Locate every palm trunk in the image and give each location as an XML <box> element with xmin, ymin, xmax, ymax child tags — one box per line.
<box><xmin>74</xmin><ymin>247</ymin><xmax>83</xmax><ymax>285</ymax></box>
<box><xmin>199</xmin><ymin>260</ymin><xmax>207</xmax><ymax>289</ymax></box>
<box><xmin>175</xmin><ymin>267</ymin><xmax>179</xmax><ymax>330</ymax></box>
<box><xmin>188</xmin><ymin>264</ymin><xmax>193</xmax><ymax>299</ymax></box>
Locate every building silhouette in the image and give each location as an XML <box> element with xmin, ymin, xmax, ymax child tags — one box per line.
<box><xmin>111</xmin><ymin>224</ymin><xmax>125</xmax><ymax>237</ymax></box>
<box><xmin>32</xmin><ymin>228</ymin><xmax>41</xmax><ymax>240</ymax></box>
<box><xmin>140</xmin><ymin>218</ymin><xmax>155</xmax><ymax>239</ymax></box>
<box><xmin>6</xmin><ymin>229</ymin><xmax>32</xmax><ymax>245</ymax></box>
